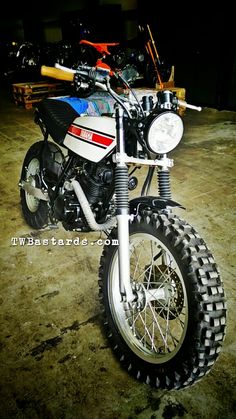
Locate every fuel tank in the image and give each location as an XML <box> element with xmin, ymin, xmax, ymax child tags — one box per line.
<box><xmin>63</xmin><ymin>116</ymin><xmax>116</xmax><ymax>162</ymax></box>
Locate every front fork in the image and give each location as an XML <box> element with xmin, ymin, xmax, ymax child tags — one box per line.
<box><xmin>115</xmin><ymin>106</ymin><xmax>135</xmax><ymax>303</ymax></box>
<box><xmin>114</xmin><ymin>106</ymin><xmax>174</xmax><ymax>302</ymax></box>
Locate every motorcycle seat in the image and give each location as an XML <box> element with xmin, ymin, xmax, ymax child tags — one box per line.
<box><xmin>36</xmin><ymin>93</ymin><xmax>116</xmax><ymax>145</ymax></box>
<box><xmin>36</xmin><ymin>98</ymin><xmax>80</xmax><ymax>145</ymax></box>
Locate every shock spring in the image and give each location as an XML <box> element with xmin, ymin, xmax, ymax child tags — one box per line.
<box><xmin>115</xmin><ymin>166</ymin><xmax>129</xmax><ymax>215</ymax></box>
<box><xmin>158</xmin><ymin>169</ymin><xmax>171</xmax><ymax>199</ymax></box>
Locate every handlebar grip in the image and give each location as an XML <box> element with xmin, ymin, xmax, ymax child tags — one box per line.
<box><xmin>178</xmin><ymin>99</ymin><xmax>202</xmax><ymax>112</ymax></box>
<box><xmin>41</xmin><ymin>65</ymin><xmax>74</xmax><ymax>81</ymax></box>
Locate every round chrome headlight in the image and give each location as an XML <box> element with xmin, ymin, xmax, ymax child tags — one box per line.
<box><xmin>146</xmin><ymin>112</ymin><xmax>184</xmax><ymax>154</ymax></box>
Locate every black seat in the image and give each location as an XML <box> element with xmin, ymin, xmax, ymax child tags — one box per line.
<box><xmin>36</xmin><ymin>98</ymin><xmax>79</xmax><ymax>145</ymax></box>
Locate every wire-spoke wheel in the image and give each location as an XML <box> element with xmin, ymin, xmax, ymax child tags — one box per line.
<box><xmin>111</xmin><ymin>232</ymin><xmax>188</xmax><ymax>364</ymax></box>
<box><xmin>99</xmin><ymin>211</ymin><xmax>227</xmax><ymax>389</ymax></box>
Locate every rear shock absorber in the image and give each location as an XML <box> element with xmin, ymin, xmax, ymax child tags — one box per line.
<box><xmin>157</xmin><ymin>168</ymin><xmax>171</xmax><ymax>199</ymax></box>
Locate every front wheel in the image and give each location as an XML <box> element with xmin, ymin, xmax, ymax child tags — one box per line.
<box><xmin>99</xmin><ymin>212</ymin><xmax>226</xmax><ymax>389</ymax></box>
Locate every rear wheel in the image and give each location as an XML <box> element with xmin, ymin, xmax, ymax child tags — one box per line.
<box><xmin>20</xmin><ymin>141</ymin><xmax>49</xmax><ymax>229</ymax></box>
<box><xmin>99</xmin><ymin>211</ymin><xmax>227</xmax><ymax>389</ymax></box>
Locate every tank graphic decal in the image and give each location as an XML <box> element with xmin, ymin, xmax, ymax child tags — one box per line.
<box><xmin>68</xmin><ymin>123</ymin><xmax>115</xmax><ymax>149</ymax></box>
<box><xmin>64</xmin><ymin>116</ymin><xmax>116</xmax><ymax>162</ymax></box>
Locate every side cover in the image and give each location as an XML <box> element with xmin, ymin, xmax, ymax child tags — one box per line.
<box><xmin>63</xmin><ymin>116</ymin><xmax>116</xmax><ymax>162</ymax></box>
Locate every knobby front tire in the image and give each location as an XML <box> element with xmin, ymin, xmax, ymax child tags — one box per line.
<box><xmin>99</xmin><ymin>211</ymin><xmax>226</xmax><ymax>390</ymax></box>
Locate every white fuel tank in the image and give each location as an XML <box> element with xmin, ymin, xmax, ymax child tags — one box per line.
<box><xmin>63</xmin><ymin>116</ymin><xmax>116</xmax><ymax>162</ymax></box>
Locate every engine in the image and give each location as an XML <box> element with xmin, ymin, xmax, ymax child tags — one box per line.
<box><xmin>79</xmin><ymin>161</ymin><xmax>114</xmax><ymax>204</ymax></box>
<box><xmin>53</xmin><ymin>160</ymin><xmax>114</xmax><ymax>231</ymax></box>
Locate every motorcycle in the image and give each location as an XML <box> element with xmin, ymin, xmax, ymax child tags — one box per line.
<box><xmin>19</xmin><ymin>50</ymin><xmax>227</xmax><ymax>390</ymax></box>
<box><xmin>2</xmin><ymin>41</ymin><xmax>41</xmax><ymax>82</ymax></box>
<box><xmin>78</xmin><ymin>27</ymin><xmax>172</xmax><ymax>89</ymax></box>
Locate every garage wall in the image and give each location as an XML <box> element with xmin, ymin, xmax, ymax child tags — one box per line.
<box><xmin>0</xmin><ymin>0</ymin><xmax>235</xmax><ymax>110</ymax></box>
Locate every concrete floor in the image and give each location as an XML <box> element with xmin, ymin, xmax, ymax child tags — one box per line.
<box><xmin>0</xmin><ymin>85</ymin><xmax>236</xmax><ymax>419</ymax></box>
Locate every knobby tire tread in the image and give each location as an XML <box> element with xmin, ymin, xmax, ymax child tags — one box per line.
<box><xmin>98</xmin><ymin>211</ymin><xmax>226</xmax><ymax>389</ymax></box>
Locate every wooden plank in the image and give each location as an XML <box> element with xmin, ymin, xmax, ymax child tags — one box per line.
<box><xmin>12</xmin><ymin>81</ymin><xmax>64</xmax><ymax>96</ymax></box>
<box><xmin>12</xmin><ymin>80</ymin><xmax>67</xmax><ymax>110</ymax></box>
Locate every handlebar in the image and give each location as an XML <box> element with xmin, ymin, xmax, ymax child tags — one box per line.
<box><xmin>41</xmin><ymin>64</ymin><xmax>202</xmax><ymax>114</ymax></box>
<box><xmin>41</xmin><ymin>65</ymin><xmax>74</xmax><ymax>81</ymax></box>
<box><xmin>41</xmin><ymin>64</ymin><xmax>110</xmax><ymax>83</ymax></box>
<box><xmin>178</xmin><ymin>99</ymin><xmax>202</xmax><ymax>112</ymax></box>
<box><xmin>41</xmin><ymin>63</ymin><xmax>113</xmax><ymax>99</ymax></box>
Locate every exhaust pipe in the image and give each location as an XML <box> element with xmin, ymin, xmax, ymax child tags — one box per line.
<box><xmin>71</xmin><ymin>179</ymin><xmax>116</xmax><ymax>231</ymax></box>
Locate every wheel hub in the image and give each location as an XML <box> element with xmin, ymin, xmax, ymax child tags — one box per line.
<box><xmin>143</xmin><ymin>264</ymin><xmax>184</xmax><ymax>319</ymax></box>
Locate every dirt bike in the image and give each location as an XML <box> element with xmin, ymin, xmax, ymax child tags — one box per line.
<box><xmin>19</xmin><ymin>47</ymin><xmax>227</xmax><ymax>390</ymax></box>
<box><xmin>77</xmin><ymin>24</ymin><xmax>172</xmax><ymax>88</ymax></box>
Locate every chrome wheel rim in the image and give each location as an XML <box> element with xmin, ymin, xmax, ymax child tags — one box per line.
<box><xmin>25</xmin><ymin>158</ymin><xmax>40</xmax><ymax>213</ymax></box>
<box><xmin>108</xmin><ymin>232</ymin><xmax>188</xmax><ymax>363</ymax></box>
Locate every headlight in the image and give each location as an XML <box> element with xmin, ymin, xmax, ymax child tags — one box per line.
<box><xmin>145</xmin><ymin>112</ymin><xmax>184</xmax><ymax>154</ymax></box>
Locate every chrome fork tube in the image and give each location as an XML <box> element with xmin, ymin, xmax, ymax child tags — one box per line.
<box><xmin>115</xmin><ymin>105</ymin><xmax>134</xmax><ymax>303</ymax></box>
<box><xmin>117</xmin><ymin>213</ymin><xmax>133</xmax><ymax>301</ymax></box>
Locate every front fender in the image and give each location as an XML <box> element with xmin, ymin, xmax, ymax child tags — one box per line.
<box><xmin>129</xmin><ymin>196</ymin><xmax>185</xmax><ymax>215</ymax></box>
